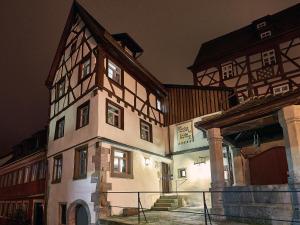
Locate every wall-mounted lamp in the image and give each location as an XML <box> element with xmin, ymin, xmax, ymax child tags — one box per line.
<box><xmin>194</xmin><ymin>156</ymin><xmax>207</xmax><ymax>166</ymax></box>
<box><xmin>145</xmin><ymin>157</ymin><xmax>150</xmax><ymax>166</ymax></box>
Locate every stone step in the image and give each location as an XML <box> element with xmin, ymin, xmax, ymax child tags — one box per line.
<box><xmin>159</xmin><ymin>195</ymin><xmax>179</xmax><ymax>199</ymax></box>
<box><xmin>156</xmin><ymin>199</ymin><xmax>178</xmax><ymax>204</ymax></box>
<box><xmin>154</xmin><ymin>202</ymin><xmax>175</xmax><ymax>208</ymax></box>
<box><xmin>151</xmin><ymin>206</ymin><xmax>171</xmax><ymax>211</ymax></box>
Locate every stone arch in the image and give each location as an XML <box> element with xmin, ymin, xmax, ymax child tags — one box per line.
<box><xmin>67</xmin><ymin>199</ymin><xmax>92</xmax><ymax>225</ymax></box>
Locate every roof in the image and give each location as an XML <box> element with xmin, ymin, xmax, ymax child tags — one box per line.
<box><xmin>46</xmin><ymin>2</ymin><xmax>167</xmax><ymax>97</ymax></box>
<box><xmin>112</xmin><ymin>33</ymin><xmax>143</xmax><ymax>55</ymax></box>
<box><xmin>195</xmin><ymin>89</ymin><xmax>300</xmax><ymax>130</ymax></box>
<box><xmin>189</xmin><ymin>3</ymin><xmax>300</xmax><ymax>71</ymax></box>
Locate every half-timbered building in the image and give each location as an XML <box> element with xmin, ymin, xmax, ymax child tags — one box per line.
<box><xmin>189</xmin><ymin>3</ymin><xmax>300</xmax><ymax>103</ymax></box>
<box><xmin>0</xmin><ymin>129</ymin><xmax>47</xmax><ymax>225</ymax></box>
<box><xmin>45</xmin><ymin>2</ymin><xmax>235</xmax><ymax>224</ymax></box>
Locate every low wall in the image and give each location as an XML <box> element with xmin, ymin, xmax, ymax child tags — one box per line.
<box><xmin>219</xmin><ymin>185</ymin><xmax>300</xmax><ymax>225</ymax></box>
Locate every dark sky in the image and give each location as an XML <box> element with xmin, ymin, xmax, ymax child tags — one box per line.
<box><xmin>0</xmin><ymin>0</ymin><xmax>298</xmax><ymax>155</ymax></box>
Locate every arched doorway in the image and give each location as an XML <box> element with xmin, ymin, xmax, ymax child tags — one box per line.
<box><xmin>67</xmin><ymin>200</ymin><xmax>91</xmax><ymax>225</ymax></box>
<box><xmin>249</xmin><ymin>146</ymin><xmax>288</xmax><ymax>185</ymax></box>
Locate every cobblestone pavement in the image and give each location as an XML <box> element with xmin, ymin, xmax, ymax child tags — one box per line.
<box><xmin>100</xmin><ymin>208</ymin><xmax>256</xmax><ymax>225</ymax></box>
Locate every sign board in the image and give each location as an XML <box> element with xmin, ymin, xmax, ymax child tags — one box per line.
<box><xmin>177</xmin><ymin>121</ymin><xmax>194</xmax><ymax>145</ymax></box>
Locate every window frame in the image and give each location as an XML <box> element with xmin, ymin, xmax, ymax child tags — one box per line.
<box><xmin>76</xmin><ymin>101</ymin><xmax>90</xmax><ymax>129</ymax></box>
<box><xmin>55</xmin><ymin>78</ymin><xmax>66</xmax><ymax>100</ymax></box>
<box><xmin>221</xmin><ymin>63</ymin><xmax>234</xmax><ymax>80</ymax></box>
<box><xmin>178</xmin><ymin>168</ymin><xmax>187</xmax><ymax>178</ymax></box>
<box><xmin>106</xmin><ymin>58</ymin><xmax>123</xmax><ymax>87</ymax></box>
<box><xmin>52</xmin><ymin>155</ymin><xmax>63</xmax><ymax>183</ymax></box>
<box><xmin>78</xmin><ymin>54</ymin><xmax>92</xmax><ymax>82</ymax></box>
<box><xmin>273</xmin><ymin>84</ymin><xmax>290</xmax><ymax>95</ymax></box>
<box><xmin>260</xmin><ymin>30</ymin><xmax>272</xmax><ymax>39</ymax></box>
<box><xmin>110</xmin><ymin>148</ymin><xmax>133</xmax><ymax>179</ymax></box>
<box><xmin>261</xmin><ymin>49</ymin><xmax>276</xmax><ymax>67</ymax></box>
<box><xmin>106</xmin><ymin>99</ymin><xmax>124</xmax><ymax>130</ymax></box>
<box><xmin>140</xmin><ymin>119</ymin><xmax>153</xmax><ymax>142</ymax></box>
<box><xmin>256</xmin><ymin>21</ymin><xmax>267</xmax><ymax>29</ymax></box>
<box><xmin>73</xmin><ymin>145</ymin><xmax>88</xmax><ymax>180</ymax></box>
<box><xmin>54</xmin><ymin>117</ymin><xmax>65</xmax><ymax>140</ymax></box>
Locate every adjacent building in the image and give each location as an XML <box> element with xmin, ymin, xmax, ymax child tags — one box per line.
<box><xmin>0</xmin><ymin>129</ymin><xmax>47</xmax><ymax>225</ymax></box>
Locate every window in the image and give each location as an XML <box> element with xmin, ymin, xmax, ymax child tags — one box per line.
<box><xmin>31</xmin><ymin>163</ymin><xmax>38</xmax><ymax>182</ymax></box>
<box><xmin>262</xmin><ymin>49</ymin><xmax>276</xmax><ymax>66</ymax></box>
<box><xmin>156</xmin><ymin>99</ymin><xmax>162</xmax><ymax>111</ymax></box>
<box><xmin>256</xmin><ymin>21</ymin><xmax>266</xmax><ymax>29</ymax></box>
<box><xmin>260</xmin><ymin>30</ymin><xmax>271</xmax><ymax>39</ymax></box>
<box><xmin>140</xmin><ymin>120</ymin><xmax>152</xmax><ymax>142</ymax></box>
<box><xmin>107</xmin><ymin>60</ymin><xmax>122</xmax><ymax>85</ymax></box>
<box><xmin>273</xmin><ymin>84</ymin><xmax>289</xmax><ymax>95</ymax></box>
<box><xmin>53</xmin><ymin>155</ymin><xmax>63</xmax><ymax>183</ymax></box>
<box><xmin>56</xmin><ymin>78</ymin><xmax>65</xmax><ymax>99</ymax></box>
<box><xmin>74</xmin><ymin>146</ymin><xmax>88</xmax><ymax>179</ymax></box>
<box><xmin>24</xmin><ymin>166</ymin><xmax>30</xmax><ymax>183</ymax></box>
<box><xmin>80</xmin><ymin>58</ymin><xmax>91</xmax><ymax>79</ymax></box>
<box><xmin>59</xmin><ymin>203</ymin><xmax>67</xmax><ymax>225</ymax></box>
<box><xmin>221</xmin><ymin>63</ymin><xmax>234</xmax><ymax>79</ymax></box>
<box><xmin>178</xmin><ymin>168</ymin><xmax>187</xmax><ymax>178</ymax></box>
<box><xmin>106</xmin><ymin>100</ymin><xmax>123</xmax><ymax>129</ymax></box>
<box><xmin>54</xmin><ymin>117</ymin><xmax>65</xmax><ymax>140</ymax></box>
<box><xmin>17</xmin><ymin>169</ymin><xmax>23</xmax><ymax>184</ymax></box>
<box><xmin>111</xmin><ymin>149</ymin><xmax>133</xmax><ymax>179</ymax></box>
<box><xmin>76</xmin><ymin>101</ymin><xmax>90</xmax><ymax>129</ymax></box>
<box><xmin>38</xmin><ymin>161</ymin><xmax>46</xmax><ymax>180</ymax></box>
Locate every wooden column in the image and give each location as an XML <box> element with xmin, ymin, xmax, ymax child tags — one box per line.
<box><xmin>279</xmin><ymin>105</ymin><xmax>300</xmax><ymax>184</ymax></box>
<box><xmin>208</xmin><ymin>128</ymin><xmax>225</xmax><ymax>188</ymax></box>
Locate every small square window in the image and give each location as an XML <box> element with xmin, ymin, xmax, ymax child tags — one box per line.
<box><xmin>53</xmin><ymin>155</ymin><xmax>63</xmax><ymax>183</ymax></box>
<box><xmin>140</xmin><ymin>120</ymin><xmax>152</xmax><ymax>142</ymax></box>
<box><xmin>256</xmin><ymin>21</ymin><xmax>266</xmax><ymax>29</ymax></box>
<box><xmin>262</xmin><ymin>49</ymin><xmax>276</xmax><ymax>66</ymax></box>
<box><xmin>56</xmin><ymin>78</ymin><xmax>66</xmax><ymax>99</ymax></box>
<box><xmin>260</xmin><ymin>30</ymin><xmax>271</xmax><ymax>39</ymax></box>
<box><xmin>76</xmin><ymin>101</ymin><xmax>90</xmax><ymax>129</ymax></box>
<box><xmin>273</xmin><ymin>84</ymin><xmax>289</xmax><ymax>95</ymax></box>
<box><xmin>178</xmin><ymin>168</ymin><xmax>187</xmax><ymax>178</ymax></box>
<box><xmin>107</xmin><ymin>60</ymin><xmax>122</xmax><ymax>85</ymax></box>
<box><xmin>222</xmin><ymin>63</ymin><xmax>234</xmax><ymax>80</ymax></box>
<box><xmin>106</xmin><ymin>100</ymin><xmax>123</xmax><ymax>129</ymax></box>
<box><xmin>74</xmin><ymin>146</ymin><xmax>88</xmax><ymax>179</ymax></box>
<box><xmin>111</xmin><ymin>149</ymin><xmax>133</xmax><ymax>179</ymax></box>
<box><xmin>55</xmin><ymin>117</ymin><xmax>65</xmax><ymax>140</ymax></box>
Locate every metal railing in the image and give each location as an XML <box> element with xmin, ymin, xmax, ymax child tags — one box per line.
<box><xmin>100</xmin><ymin>189</ymin><xmax>300</xmax><ymax>225</ymax></box>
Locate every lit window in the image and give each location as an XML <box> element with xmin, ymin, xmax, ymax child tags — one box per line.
<box><xmin>53</xmin><ymin>155</ymin><xmax>63</xmax><ymax>183</ymax></box>
<box><xmin>81</xmin><ymin>58</ymin><xmax>91</xmax><ymax>78</ymax></box>
<box><xmin>156</xmin><ymin>99</ymin><xmax>162</xmax><ymax>111</ymax></box>
<box><xmin>108</xmin><ymin>60</ymin><xmax>122</xmax><ymax>85</ymax></box>
<box><xmin>106</xmin><ymin>101</ymin><xmax>123</xmax><ymax>129</ymax></box>
<box><xmin>111</xmin><ymin>149</ymin><xmax>132</xmax><ymax>178</ymax></box>
<box><xmin>273</xmin><ymin>84</ymin><xmax>289</xmax><ymax>95</ymax></box>
<box><xmin>56</xmin><ymin>78</ymin><xmax>65</xmax><ymax>99</ymax></box>
<box><xmin>222</xmin><ymin>63</ymin><xmax>234</xmax><ymax>79</ymax></box>
<box><xmin>24</xmin><ymin>166</ymin><xmax>30</xmax><ymax>183</ymax></box>
<box><xmin>76</xmin><ymin>101</ymin><xmax>89</xmax><ymax>129</ymax></box>
<box><xmin>54</xmin><ymin>117</ymin><xmax>65</xmax><ymax>140</ymax></box>
<box><xmin>256</xmin><ymin>21</ymin><xmax>266</xmax><ymax>29</ymax></box>
<box><xmin>140</xmin><ymin>120</ymin><xmax>152</xmax><ymax>142</ymax></box>
<box><xmin>262</xmin><ymin>49</ymin><xmax>276</xmax><ymax>66</ymax></box>
<box><xmin>59</xmin><ymin>203</ymin><xmax>67</xmax><ymax>225</ymax></box>
<box><xmin>74</xmin><ymin>146</ymin><xmax>88</xmax><ymax>179</ymax></box>
<box><xmin>260</xmin><ymin>30</ymin><xmax>271</xmax><ymax>39</ymax></box>
<box><xmin>178</xmin><ymin>168</ymin><xmax>187</xmax><ymax>178</ymax></box>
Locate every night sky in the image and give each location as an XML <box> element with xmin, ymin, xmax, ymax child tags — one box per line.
<box><xmin>0</xmin><ymin>0</ymin><xmax>298</xmax><ymax>156</ymax></box>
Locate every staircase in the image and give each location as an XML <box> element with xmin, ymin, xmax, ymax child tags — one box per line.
<box><xmin>151</xmin><ymin>195</ymin><xmax>181</xmax><ymax>211</ymax></box>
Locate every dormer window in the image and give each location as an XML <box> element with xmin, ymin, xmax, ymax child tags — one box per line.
<box><xmin>108</xmin><ymin>60</ymin><xmax>122</xmax><ymax>85</ymax></box>
<box><xmin>56</xmin><ymin>78</ymin><xmax>65</xmax><ymax>99</ymax></box>
<box><xmin>221</xmin><ymin>63</ymin><xmax>234</xmax><ymax>79</ymax></box>
<box><xmin>256</xmin><ymin>21</ymin><xmax>266</xmax><ymax>29</ymax></box>
<box><xmin>260</xmin><ymin>31</ymin><xmax>271</xmax><ymax>39</ymax></box>
<box><xmin>262</xmin><ymin>49</ymin><xmax>276</xmax><ymax>66</ymax></box>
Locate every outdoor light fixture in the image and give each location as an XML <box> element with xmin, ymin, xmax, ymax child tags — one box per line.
<box><xmin>145</xmin><ymin>157</ymin><xmax>150</xmax><ymax>166</ymax></box>
<box><xmin>194</xmin><ymin>156</ymin><xmax>207</xmax><ymax>165</ymax></box>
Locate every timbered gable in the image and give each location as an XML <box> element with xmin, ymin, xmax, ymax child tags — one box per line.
<box><xmin>49</xmin><ymin>14</ymin><xmax>98</xmax><ymax>119</ymax></box>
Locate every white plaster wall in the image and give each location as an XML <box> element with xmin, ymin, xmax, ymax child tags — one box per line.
<box><xmin>97</xmin><ymin>90</ymin><xmax>168</xmax><ymax>156</ymax></box>
<box><xmin>47</xmin><ymin>140</ymin><xmax>97</xmax><ymax>225</ymax></box>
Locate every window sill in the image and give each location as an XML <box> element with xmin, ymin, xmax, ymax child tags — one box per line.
<box><xmin>106</xmin><ymin>121</ymin><xmax>124</xmax><ymax>130</ymax></box>
<box><xmin>76</xmin><ymin>123</ymin><xmax>89</xmax><ymax>130</ymax></box>
<box><xmin>107</xmin><ymin>75</ymin><xmax>123</xmax><ymax>89</ymax></box>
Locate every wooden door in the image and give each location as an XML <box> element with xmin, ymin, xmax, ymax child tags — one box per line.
<box><xmin>249</xmin><ymin>146</ymin><xmax>288</xmax><ymax>185</ymax></box>
<box><xmin>161</xmin><ymin>163</ymin><xmax>170</xmax><ymax>193</ymax></box>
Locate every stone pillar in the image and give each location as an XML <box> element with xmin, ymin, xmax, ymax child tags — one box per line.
<box><xmin>208</xmin><ymin>128</ymin><xmax>225</xmax><ymax>217</ymax></box>
<box><xmin>232</xmin><ymin>148</ymin><xmax>245</xmax><ymax>186</ymax></box>
<box><xmin>208</xmin><ymin>128</ymin><xmax>225</xmax><ymax>188</ymax></box>
<box><xmin>279</xmin><ymin>105</ymin><xmax>300</xmax><ymax>184</ymax></box>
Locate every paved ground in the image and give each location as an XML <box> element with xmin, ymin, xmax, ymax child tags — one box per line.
<box><xmin>100</xmin><ymin>208</ymin><xmax>255</xmax><ymax>225</ymax></box>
